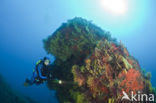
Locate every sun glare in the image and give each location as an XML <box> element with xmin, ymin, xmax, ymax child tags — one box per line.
<box><xmin>101</xmin><ymin>0</ymin><xmax>128</xmax><ymax>15</ymax></box>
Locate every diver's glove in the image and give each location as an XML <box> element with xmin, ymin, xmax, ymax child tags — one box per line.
<box><xmin>48</xmin><ymin>73</ymin><xmax>53</xmax><ymax>80</ymax></box>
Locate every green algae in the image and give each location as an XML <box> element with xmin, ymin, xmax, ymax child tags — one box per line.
<box><xmin>44</xmin><ymin>17</ymin><xmax>155</xmax><ymax>103</ymax></box>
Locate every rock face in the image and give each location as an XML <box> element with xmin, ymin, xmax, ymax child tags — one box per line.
<box><xmin>44</xmin><ymin>17</ymin><xmax>155</xmax><ymax>103</ymax></box>
<box><xmin>0</xmin><ymin>74</ymin><xmax>37</xmax><ymax>103</ymax></box>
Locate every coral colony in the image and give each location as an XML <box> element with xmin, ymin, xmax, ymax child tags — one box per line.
<box><xmin>43</xmin><ymin>17</ymin><xmax>155</xmax><ymax>103</ymax></box>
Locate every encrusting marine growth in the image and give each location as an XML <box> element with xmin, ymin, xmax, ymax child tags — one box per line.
<box><xmin>43</xmin><ymin>17</ymin><xmax>156</xmax><ymax>103</ymax></box>
<box><xmin>0</xmin><ymin>74</ymin><xmax>38</xmax><ymax>103</ymax></box>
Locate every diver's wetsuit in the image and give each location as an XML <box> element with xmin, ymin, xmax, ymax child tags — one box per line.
<box><xmin>28</xmin><ymin>60</ymin><xmax>49</xmax><ymax>85</ymax></box>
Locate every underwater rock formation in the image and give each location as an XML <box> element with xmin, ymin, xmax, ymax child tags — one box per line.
<box><xmin>0</xmin><ymin>74</ymin><xmax>37</xmax><ymax>103</ymax></box>
<box><xmin>44</xmin><ymin>17</ymin><xmax>156</xmax><ymax>103</ymax></box>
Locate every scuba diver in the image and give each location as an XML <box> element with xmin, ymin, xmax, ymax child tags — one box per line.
<box><xmin>24</xmin><ymin>57</ymin><xmax>52</xmax><ymax>86</ymax></box>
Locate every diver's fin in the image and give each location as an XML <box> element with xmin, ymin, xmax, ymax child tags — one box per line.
<box><xmin>24</xmin><ymin>82</ymin><xmax>30</xmax><ymax>87</ymax></box>
<box><xmin>24</xmin><ymin>79</ymin><xmax>32</xmax><ymax>87</ymax></box>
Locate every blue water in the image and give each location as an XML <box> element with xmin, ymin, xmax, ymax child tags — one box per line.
<box><xmin>0</xmin><ymin>0</ymin><xmax>156</xmax><ymax>103</ymax></box>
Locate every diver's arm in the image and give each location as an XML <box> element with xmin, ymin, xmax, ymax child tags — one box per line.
<box><xmin>37</xmin><ymin>64</ymin><xmax>47</xmax><ymax>79</ymax></box>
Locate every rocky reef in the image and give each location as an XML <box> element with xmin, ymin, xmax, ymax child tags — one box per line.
<box><xmin>0</xmin><ymin>74</ymin><xmax>38</xmax><ymax>103</ymax></box>
<box><xmin>44</xmin><ymin>17</ymin><xmax>156</xmax><ymax>103</ymax></box>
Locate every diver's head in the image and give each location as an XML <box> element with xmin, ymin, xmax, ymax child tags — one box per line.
<box><xmin>43</xmin><ymin>57</ymin><xmax>50</xmax><ymax>66</ymax></box>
